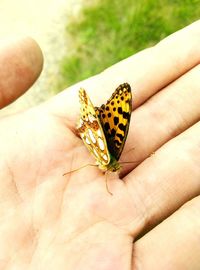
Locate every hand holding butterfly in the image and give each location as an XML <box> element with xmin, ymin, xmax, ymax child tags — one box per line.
<box><xmin>0</xmin><ymin>21</ymin><xmax>200</xmax><ymax>270</ymax></box>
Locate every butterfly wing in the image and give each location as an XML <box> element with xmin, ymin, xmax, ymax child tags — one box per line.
<box><xmin>96</xmin><ymin>83</ymin><xmax>132</xmax><ymax>161</ymax></box>
<box><xmin>77</xmin><ymin>88</ymin><xmax>111</xmax><ymax>169</ymax></box>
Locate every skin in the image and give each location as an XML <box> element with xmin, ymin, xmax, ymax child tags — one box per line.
<box><xmin>0</xmin><ymin>20</ymin><xmax>200</xmax><ymax>270</ymax></box>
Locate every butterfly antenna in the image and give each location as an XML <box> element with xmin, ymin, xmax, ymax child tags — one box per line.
<box><xmin>120</xmin><ymin>151</ymin><xmax>156</xmax><ymax>166</ymax></box>
<box><xmin>124</xmin><ymin>147</ymin><xmax>135</xmax><ymax>154</ymax></box>
<box><xmin>119</xmin><ymin>161</ymin><xmax>139</xmax><ymax>165</ymax></box>
<box><xmin>63</xmin><ymin>164</ymin><xmax>98</xmax><ymax>176</ymax></box>
<box><xmin>105</xmin><ymin>171</ymin><xmax>113</xmax><ymax>196</ymax></box>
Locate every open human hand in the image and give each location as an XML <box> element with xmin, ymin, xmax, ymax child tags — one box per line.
<box><xmin>0</xmin><ymin>21</ymin><xmax>200</xmax><ymax>270</ymax></box>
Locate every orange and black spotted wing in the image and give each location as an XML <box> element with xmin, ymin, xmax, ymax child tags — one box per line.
<box><xmin>96</xmin><ymin>83</ymin><xmax>132</xmax><ymax>161</ymax></box>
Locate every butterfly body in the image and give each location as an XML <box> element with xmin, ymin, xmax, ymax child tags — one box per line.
<box><xmin>77</xmin><ymin>83</ymin><xmax>132</xmax><ymax>173</ymax></box>
<box><xmin>101</xmin><ymin>154</ymin><xmax>121</xmax><ymax>172</ymax></box>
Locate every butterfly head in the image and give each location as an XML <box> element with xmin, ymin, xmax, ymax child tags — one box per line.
<box><xmin>107</xmin><ymin>156</ymin><xmax>121</xmax><ymax>172</ymax></box>
<box><xmin>97</xmin><ymin>155</ymin><xmax>121</xmax><ymax>172</ymax></box>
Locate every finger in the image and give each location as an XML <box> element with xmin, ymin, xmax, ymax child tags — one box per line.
<box><xmin>124</xmin><ymin>121</ymin><xmax>200</xmax><ymax>236</ymax></box>
<box><xmin>0</xmin><ymin>37</ymin><xmax>43</xmax><ymax>108</ymax></box>
<box><xmin>47</xmin><ymin>20</ymin><xmax>200</xmax><ymax>124</ymax></box>
<box><xmin>122</xmin><ymin>63</ymin><xmax>200</xmax><ymax>170</ymax></box>
<box><xmin>132</xmin><ymin>196</ymin><xmax>200</xmax><ymax>270</ymax></box>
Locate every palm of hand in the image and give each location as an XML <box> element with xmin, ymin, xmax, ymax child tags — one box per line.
<box><xmin>2</xmin><ymin>107</ymin><xmax>136</xmax><ymax>269</ymax></box>
<box><xmin>1</xmin><ymin>21</ymin><xmax>200</xmax><ymax>270</ymax></box>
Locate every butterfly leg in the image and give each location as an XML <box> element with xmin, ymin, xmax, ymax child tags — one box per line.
<box><xmin>63</xmin><ymin>164</ymin><xmax>98</xmax><ymax>176</ymax></box>
<box><xmin>105</xmin><ymin>171</ymin><xmax>113</xmax><ymax>196</ymax></box>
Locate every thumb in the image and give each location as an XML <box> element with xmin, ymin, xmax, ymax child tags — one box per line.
<box><xmin>0</xmin><ymin>36</ymin><xmax>43</xmax><ymax>108</ymax></box>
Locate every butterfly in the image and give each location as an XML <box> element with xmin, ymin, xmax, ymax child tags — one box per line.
<box><xmin>77</xmin><ymin>83</ymin><xmax>132</xmax><ymax>178</ymax></box>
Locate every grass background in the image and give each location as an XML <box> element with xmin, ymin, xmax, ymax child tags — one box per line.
<box><xmin>56</xmin><ymin>0</ymin><xmax>200</xmax><ymax>91</ymax></box>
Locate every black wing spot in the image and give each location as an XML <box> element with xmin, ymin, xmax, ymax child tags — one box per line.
<box><xmin>118</xmin><ymin>107</ymin><xmax>123</xmax><ymax>114</ymax></box>
<box><xmin>116</xmin><ymin>133</ymin><xmax>124</xmax><ymax>141</ymax></box>
<box><xmin>106</xmin><ymin>106</ymin><xmax>109</xmax><ymax>111</ymax></box>
<box><xmin>114</xmin><ymin>116</ymin><xmax>119</xmax><ymax>125</ymax></box>
<box><xmin>104</xmin><ymin>122</ymin><xmax>110</xmax><ymax>131</ymax></box>
<box><xmin>118</xmin><ymin>123</ymin><xmax>126</xmax><ymax>132</ymax></box>
<box><xmin>114</xmin><ymin>140</ymin><xmax>121</xmax><ymax>146</ymax></box>
<box><xmin>108</xmin><ymin>112</ymin><xmax>111</xmax><ymax>118</ymax></box>
<box><xmin>123</xmin><ymin>111</ymin><xmax>130</xmax><ymax>119</ymax></box>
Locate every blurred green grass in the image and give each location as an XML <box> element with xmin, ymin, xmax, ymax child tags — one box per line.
<box><xmin>57</xmin><ymin>0</ymin><xmax>200</xmax><ymax>91</ymax></box>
